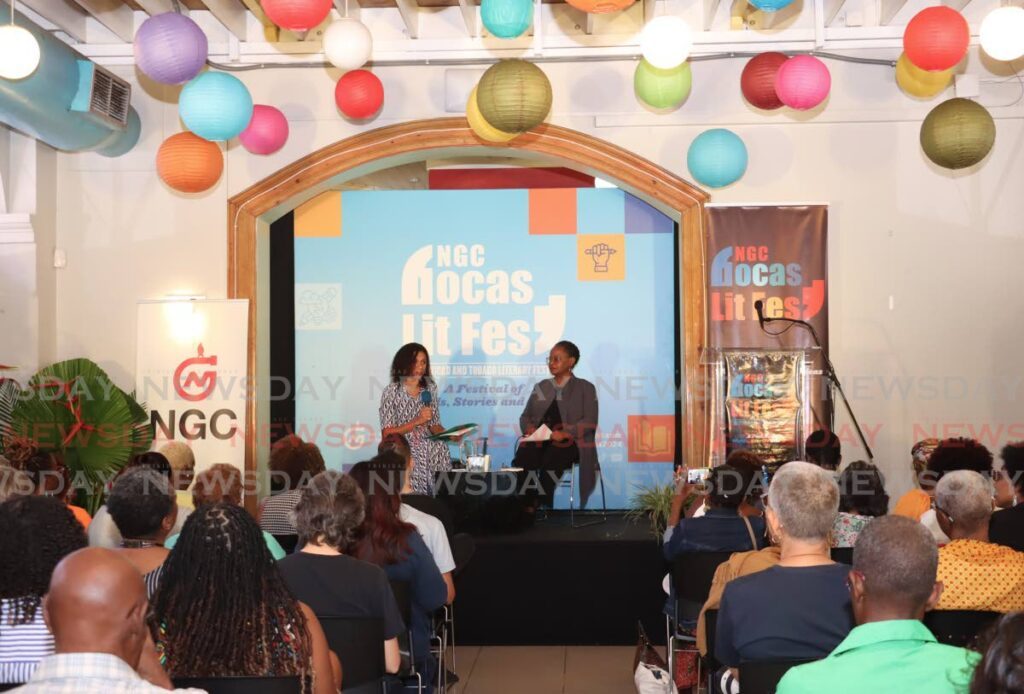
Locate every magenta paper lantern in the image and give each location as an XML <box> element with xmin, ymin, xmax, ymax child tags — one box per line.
<box><xmin>134</xmin><ymin>12</ymin><xmax>208</xmax><ymax>85</ymax></box>
<box><xmin>774</xmin><ymin>55</ymin><xmax>831</xmax><ymax>110</ymax></box>
<box><xmin>239</xmin><ymin>105</ymin><xmax>289</xmax><ymax>155</ymax></box>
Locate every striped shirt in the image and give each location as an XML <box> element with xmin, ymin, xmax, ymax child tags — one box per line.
<box><xmin>0</xmin><ymin>598</ymin><xmax>53</xmax><ymax>684</ymax></box>
<box><xmin>259</xmin><ymin>490</ymin><xmax>303</xmax><ymax>535</ymax></box>
<box><xmin>14</xmin><ymin>652</ymin><xmax>206</xmax><ymax>693</ymax></box>
<box><xmin>143</xmin><ymin>565</ymin><xmax>163</xmax><ymax>600</ymax></box>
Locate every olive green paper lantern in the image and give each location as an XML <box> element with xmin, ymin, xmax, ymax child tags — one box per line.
<box><xmin>476</xmin><ymin>59</ymin><xmax>552</xmax><ymax>133</ymax></box>
<box><xmin>920</xmin><ymin>98</ymin><xmax>996</xmax><ymax>170</ymax></box>
<box><xmin>634</xmin><ymin>59</ymin><xmax>692</xmax><ymax>110</ymax></box>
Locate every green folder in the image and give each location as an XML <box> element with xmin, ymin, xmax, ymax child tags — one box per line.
<box><xmin>427</xmin><ymin>423</ymin><xmax>478</xmax><ymax>441</ymax></box>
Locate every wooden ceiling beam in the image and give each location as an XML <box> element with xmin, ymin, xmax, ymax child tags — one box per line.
<box><xmin>134</xmin><ymin>0</ymin><xmax>187</xmax><ymax>14</ymax></box>
<box><xmin>15</xmin><ymin>0</ymin><xmax>91</xmax><ymax>41</ymax></box>
<box><xmin>194</xmin><ymin>0</ymin><xmax>249</xmax><ymax>39</ymax></box>
<box><xmin>69</xmin><ymin>0</ymin><xmax>136</xmax><ymax>41</ymax></box>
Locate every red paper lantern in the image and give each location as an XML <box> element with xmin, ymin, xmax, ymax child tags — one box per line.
<box><xmin>904</xmin><ymin>6</ymin><xmax>969</xmax><ymax>72</ymax></box>
<box><xmin>261</xmin><ymin>0</ymin><xmax>332</xmax><ymax>32</ymax></box>
<box><xmin>741</xmin><ymin>52</ymin><xmax>788</xmax><ymax>110</ymax></box>
<box><xmin>156</xmin><ymin>132</ymin><xmax>223</xmax><ymax>193</ymax></box>
<box><xmin>335</xmin><ymin>70</ymin><xmax>384</xmax><ymax>120</ymax></box>
<box><xmin>565</xmin><ymin>0</ymin><xmax>635</xmax><ymax>13</ymax></box>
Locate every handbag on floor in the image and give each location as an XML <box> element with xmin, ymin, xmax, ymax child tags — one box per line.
<box><xmin>633</xmin><ymin>622</ymin><xmax>678</xmax><ymax>694</ymax></box>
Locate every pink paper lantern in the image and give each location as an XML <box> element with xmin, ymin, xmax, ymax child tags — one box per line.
<box><xmin>774</xmin><ymin>55</ymin><xmax>831</xmax><ymax>110</ymax></box>
<box><xmin>239</xmin><ymin>105</ymin><xmax>289</xmax><ymax>155</ymax></box>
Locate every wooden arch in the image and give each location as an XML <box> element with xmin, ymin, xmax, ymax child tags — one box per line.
<box><xmin>228</xmin><ymin>118</ymin><xmax>710</xmax><ymax>500</ymax></box>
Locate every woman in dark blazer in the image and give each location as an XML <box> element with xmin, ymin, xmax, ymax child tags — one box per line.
<box><xmin>515</xmin><ymin>341</ymin><xmax>599</xmax><ymax>511</ymax></box>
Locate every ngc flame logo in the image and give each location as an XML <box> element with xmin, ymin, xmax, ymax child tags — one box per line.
<box><xmin>173</xmin><ymin>344</ymin><xmax>218</xmax><ymax>402</ymax></box>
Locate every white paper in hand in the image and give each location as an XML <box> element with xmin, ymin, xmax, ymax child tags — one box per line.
<box><xmin>521</xmin><ymin>423</ymin><xmax>552</xmax><ymax>443</ymax></box>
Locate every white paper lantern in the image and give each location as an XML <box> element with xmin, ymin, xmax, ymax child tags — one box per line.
<box><xmin>0</xmin><ymin>25</ymin><xmax>40</xmax><ymax>80</ymax></box>
<box><xmin>640</xmin><ymin>16</ymin><xmax>693</xmax><ymax>70</ymax></box>
<box><xmin>323</xmin><ymin>18</ymin><xmax>372</xmax><ymax>71</ymax></box>
<box><xmin>980</xmin><ymin>6</ymin><xmax>1024</xmax><ymax>62</ymax></box>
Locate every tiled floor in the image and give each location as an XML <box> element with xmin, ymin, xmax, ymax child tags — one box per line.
<box><xmin>444</xmin><ymin>645</ymin><xmax>637</xmax><ymax>694</ymax></box>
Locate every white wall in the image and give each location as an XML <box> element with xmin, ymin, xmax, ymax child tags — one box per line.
<box><xmin>47</xmin><ymin>50</ymin><xmax>1024</xmax><ymax>497</ymax></box>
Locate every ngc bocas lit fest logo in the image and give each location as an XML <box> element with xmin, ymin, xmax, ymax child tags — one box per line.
<box><xmin>709</xmin><ymin>244</ymin><xmax>826</xmax><ymax>323</ymax></box>
<box><xmin>172</xmin><ymin>343</ymin><xmax>218</xmax><ymax>402</ymax></box>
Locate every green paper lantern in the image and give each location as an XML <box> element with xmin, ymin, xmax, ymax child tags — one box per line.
<box><xmin>920</xmin><ymin>98</ymin><xmax>996</xmax><ymax>170</ymax></box>
<box><xmin>476</xmin><ymin>59</ymin><xmax>552</xmax><ymax>133</ymax></box>
<box><xmin>634</xmin><ymin>59</ymin><xmax>692</xmax><ymax>110</ymax></box>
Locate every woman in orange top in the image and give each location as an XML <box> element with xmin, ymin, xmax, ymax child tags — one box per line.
<box><xmin>892</xmin><ymin>438</ymin><xmax>939</xmax><ymax>521</ymax></box>
<box><xmin>3</xmin><ymin>439</ymin><xmax>91</xmax><ymax>529</ymax></box>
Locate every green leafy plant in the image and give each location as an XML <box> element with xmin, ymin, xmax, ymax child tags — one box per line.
<box><xmin>625</xmin><ymin>482</ymin><xmax>678</xmax><ymax>540</ymax></box>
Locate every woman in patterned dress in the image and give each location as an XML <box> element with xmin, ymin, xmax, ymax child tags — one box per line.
<box><xmin>379</xmin><ymin>343</ymin><xmax>453</xmax><ymax>495</ymax></box>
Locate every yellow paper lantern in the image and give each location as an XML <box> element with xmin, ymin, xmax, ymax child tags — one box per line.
<box><xmin>466</xmin><ymin>87</ymin><xmax>519</xmax><ymax>143</ymax></box>
<box><xmin>896</xmin><ymin>53</ymin><xmax>952</xmax><ymax>99</ymax></box>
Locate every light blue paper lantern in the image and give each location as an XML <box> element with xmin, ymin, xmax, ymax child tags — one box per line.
<box><xmin>179</xmin><ymin>72</ymin><xmax>253</xmax><ymax>141</ymax></box>
<box><xmin>482</xmin><ymin>0</ymin><xmax>533</xmax><ymax>39</ymax></box>
<box><xmin>749</xmin><ymin>0</ymin><xmax>794</xmax><ymax>12</ymax></box>
<box><xmin>687</xmin><ymin>129</ymin><xmax>748</xmax><ymax>188</ymax></box>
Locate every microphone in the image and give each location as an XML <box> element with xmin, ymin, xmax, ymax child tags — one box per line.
<box><xmin>420</xmin><ymin>390</ymin><xmax>432</xmax><ymax>406</ymax></box>
<box><xmin>754</xmin><ymin>300</ymin><xmax>766</xmax><ymax>330</ymax></box>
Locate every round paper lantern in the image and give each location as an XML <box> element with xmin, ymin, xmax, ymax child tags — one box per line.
<box><xmin>749</xmin><ymin>0</ymin><xmax>794</xmax><ymax>12</ymax></box>
<box><xmin>980</xmin><ymin>6</ymin><xmax>1024</xmax><ymax>62</ymax></box>
<box><xmin>323</xmin><ymin>18</ymin><xmax>372</xmax><ymax>70</ymax></box>
<box><xmin>903</xmin><ymin>6</ymin><xmax>969</xmax><ymax>72</ymax></box>
<box><xmin>335</xmin><ymin>69</ymin><xmax>384</xmax><ymax>119</ymax></box>
<box><xmin>774</xmin><ymin>55</ymin><xmax>830</xmax><ymax>110</ymax></box>
<box><xmin>179</xmin><ymin>72</ymin><xmax>253</xmax><ymax>141</ymax></box>
<box><xmin>895</xmin><ymin>53</ymin><xmax>952</xmax><ymax>98</ymax></box>
<box><xmin>0</xmin><ymin>25</ymin><xmax>40</xmax><ymax>80</ymax></box>
<box><xmin>134</xmin><ymin>12</ymin><xmax>208</xmax><ymax>85</ymax></box>
<box><xmin>239</xmin><ymin>105</ymin><xmax>289</xmax><ymax>155</ymax></box>
<box><xmin>634</xmin><ymin>59</ymin><xmax>692</xmax><ymax>110</ymax></box>
<box><xmin>482</xmin><ymin>0</ymin><xmax>533</xmax><ymax>38</ymax></box>
<box><xmin>640</xmin><ymin>16</ymin><xmax>693</xmax><ymax>70</ymax></box>
<box><xmin>261</xmin><ymin>0</ymin><xmax>332</xmax><ymax>31</ymax></box>
<box><xmin>688</xmin><ymin>128</ymin><xmax>748</xmax><ymax>188</ymax></box>
<box><xmin>565</xmin><ymin>0</ymin><xmax>635</xmax><ymax>13</ymax></box>
<box><xmin>467</xmin><ymin>87</ymin><xmax>518</xmax><ymax>143</ymax></box>
<box><xmin>476</xmin><ymin>59</ymin><xmax>552</xmax><ymax>132</ymax></box>
<box><xmin>741</xmin><ymin>52</ymin><xmax>787</xmax><ymax>110</ymax></box>
<box><xmin>920</xmin><ymin>98</ymin><xmax>995</xmax><ymax>170</ymax></box>
<box><xmin>156</xmin><ymin>132</ymin><xmax>223</xmax><ymax>193</ymax></box>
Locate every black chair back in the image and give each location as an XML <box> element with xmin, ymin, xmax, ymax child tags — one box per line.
<box><xmin>389</xmin><ymin>580</ymin><xmax>413</xmax><ymax>627</ymax></box>
<box><xmin>0</xmin><ymin>684</ymin><xmax>23</xmax><ymax>692</ymax></box>
<box><xmin>830</xmin><ymin>547</ymin><xmax>854</xmax><ymax>565</ymax></box>
<box><xmin>739</xmin><ymin>659</ymin><xmax>817</xmax><ymax>694</ymax></box>
<box><xmin>924</xmin><ymin>610</ymin><xmax>1002</xmax><ymax>649</ymax></box>
<box><xmin>172</xmin><ymin>676</ymin><xmax>302</xmax><ymax>693</ymax></box>
<box><xmin>318</xmin><ymin>616</ymin><xmax>386</xmax><ymax>691</ymax></box>
<box><xmin>704</xmin><ymin>609</ymin><xmax>720</xmax><ymax>670</ymax></box>
<box><xmin>671</xmin><ymin>551</ymin><xmax>733</xmax><ymax>604</ymax></box>
<box><xmin>272</xmin><ymin>534</ymin><xmax>299</xmax><ymax>554</ymax></box>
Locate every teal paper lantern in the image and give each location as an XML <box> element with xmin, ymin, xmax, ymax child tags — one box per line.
<box><xmin>179</xmin><ymin>72</ymin><xmax>254</xmax><ymax>142</ymax></box>
<box><xmin>749</xmin><ymin>0</ymin><xmax>794</xmax><ymax>11</ymax></box>
<box><xmin>687</xmin><ymin>129</ymin><xmax>748</xmax><ymax>188</ymax></box>
<box><xmin>482</xmin><ymin>0</ymin><xmax>532</xmax><ymax>38</ymax></box>
<box><xmin>634</xmin><ymin>59</ymin><xmax>692</xmax><ymax>110</ymax></box>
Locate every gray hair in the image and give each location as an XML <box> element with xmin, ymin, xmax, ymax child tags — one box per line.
<box><xmin>107</xmin><ymin>467</ymin><xmax>175</xmax><ymax>540</ymax></box>
<box><xmin>293</xmin><ymin>471</ymin><xmax>365</xmax><ymax>551</ymax></box>
<box><xmin>0</xmin><ymin>465</ymin><xmax>33</xmax><ymax>503</ymax></box>
<box><xmin>768</xmin><ymin>461</ymin><xmax>839</xmax><ymax>541</ymax></box>
<box><xmin>935</xmin><ymin>469</ymin><xmax>993</xmax><ymax>532</ymax></box>
<box><xmin>853</xmin><ymin>515</ymin><xmax>938</xmax><ymax>607</ymax></box>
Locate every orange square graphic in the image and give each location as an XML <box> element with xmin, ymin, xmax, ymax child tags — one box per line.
<box><xmin>529</xmin><ymin>188</ymin><xmax>577</xmax><ymax>235</ymax></box>
<box><xmin>577</xmin><ymin>234</ymin><xmax>625</xmax><ymax>281</ymax></box>
<box><xmin>628</xmin><ymin>415</ymin><xmax>676</xmax><ymax>462</ymax></box>
<box><xmin>295</xmin><ymin>191</ymin><xmax>342</xmax><ymax>238</ymax></box>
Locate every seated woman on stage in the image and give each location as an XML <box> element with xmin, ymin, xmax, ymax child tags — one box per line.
<box><xmin>514</xmin><ymin>341</ymin><xmax>599</xmax><ymax>513</ymax></box>
<box><xmin>380</xmin><ymin>343</ymin><xmax>453</xmax><ymax>496</ymax></box>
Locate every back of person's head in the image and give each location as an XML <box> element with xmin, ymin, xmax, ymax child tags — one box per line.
<box><xmin>0</xmin><ymin>464</ymin><xmax>33</xmax><ymax>503</ymax></box>
<box><xmin>767</xmin><ymin>461</ymin><xmax>840</xmax><ymax>541</ymax></box>
<box><xmin>378</xmin><ymin>433</ymin><xmax>412</xmax><ymax>463</ymax></box>
<box><xmin>725</xmin><ymin>449</ymin><xmax>765</xmax><ymax>504</ymax></box>
<box><xmin>706</xmin><ymin>464</ymin><xmax>744</xmax><ymax>510</ymax></box>
<box><xmin>970</xmin><ymin>612</ymin><xmax>1024</xmax><ymax>694</ymax></box>
<box><xmin>838</xmin><ymin>460</ymin><xmax>889</xmax><ymax>517</ymax></box>
<box><xmin>191</xmin><ymin>463</ymin><xmax>243</xmax><ymax>507</ymax></box>
<box><xmin>911</xmin><ymin>438</ymin><xmax>940</xmax><ymax>480</ymax></box>
<box><xmin>350</xmin><ymin>457</ymin><xmax>415</xmax><ymax>565</ymax></box>
<box><xmin>151</xmin><ymin>502</ymin><xmax>312</xmax><ymax>678</ymax></box>
<box><xmin>851</xmin><ymin>516</ymin><xmax>939</xmax><ymax>620</ymax></box>
<box><xmin>935</xmin><ymin>470</ymin><xmax>994</xmax><ymax>535</ymax></box>
<box><xmin>127</xmin><ymin>451</ymin><xmax>173</xmax><ymax>480</ymax></box>
<box><xmin>106</xmin><ymin>467</ymin><xmax>175</xmax><ymax>540</ymax></box>
<box><xmin>805</xmin><ymin>430</ymin><xmax>842</xmax><ymax>471</ymax></box>
<box><xmin>999</xmin><ymin>442</ymin><xmax>1024</xmax><ymax>496</ymax></box>
<box><xmin>269</xmin><ymin>435</ymin><xmax>326</xmax><ymax>491</ymax></box>
<box><xmin>294</xmin><ymin>470</ymin><xmax>365</xmax><ymax>551</ymax></box>
<box><xmin>3</xmin><ymin>439</ymin><xmax>69</xmax><ymax>497</ymax></box>
<box><xmin>366</xmin><ymin>451</ymin><xmax>407</xmax><ymax>497</ymax></box>
<box><xmin>927</xmin><ymin>438</ymin><xmax>993</xmax><ymax>484</ymax></box>
<box><xmin>159</xmin><ymin>441</ymin><xmax>195</xmax><ymax>489</ymax></box>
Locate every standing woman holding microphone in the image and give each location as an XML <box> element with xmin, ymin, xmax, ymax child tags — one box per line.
<box><xmin>379</xmin><ymin>343</ymin><xmax>452</xmax><ymax>495</ymax></box>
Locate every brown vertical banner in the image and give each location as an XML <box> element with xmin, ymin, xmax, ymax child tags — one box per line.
<box><xmin>705</xmin><ymin>205</ymin><xmax>830</xmax><ymax>465</ymax></box>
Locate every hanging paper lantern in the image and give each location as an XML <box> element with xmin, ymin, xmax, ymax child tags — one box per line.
<box><xmin>322</xmin><ymin>18</ymin><xmax>372</xmax><ymax>70</ymax></box>
<box><xmin>640</xmin><ymin>16</ymin><xmax>693</xmax><ymax>70</ymax></box>
<box><xmin>634</xmin><ymin>59</ymin><xmax>692</xmax><ymax>110</ymax></box>
<box><xmin>179</xmin><ymin>72</ymin><xmax>253</xmax><ymax>141</ymax></box>
<box><xmin>980</xmin><ymin>6</ymin><xmax>1024</xmax><ymax>62</ymax></box>
<box><xmin>261</xmin><ymin>0</ymin><xmax>333</xmax><ymax>32</ymax></box>
<box><xmin>134</xmin><ymin>12</ymin><xmax>208</xmax><ymax>85</ymax></box>
<box><xmin>741</xmin><ymin>52</ymin><xmax>787</xmax><ymax>110</ymax></box>
<box><xmin>749</xmin><ymin>0</ymin><xmax>794</xmax><ymax>12</ymax></box>
<box><xmin>466</xmin><ymin>87</ymin><xmax>518</xmax><ymax>143</ymax></box>
<box><xmin>335</xmin><ymin>69</ymin><xmax>384</xmax><ymax>120</ymax></box>
<box><xmin>903</xmin><ymin>7</ymin><xmax>969</xmax><ymax>72</ymax></box>
<box><xmin>895</xmin><ymin>53</ymin><xmax>952</xmax><ymax>99</ymax></box>
<box><xmin>0</xmin><ymin>25</ymin><xmax>40</xmax><ymax>80</ymax></box>
<box><xmin>476</xmin><ymin>59</ymin><xmax>552</xmax><ymax>133</ymax></box>
<box><xmin>239</xmin><ymin>105</ymin><xmax>289</xmax><ymax>155</ymax></box>
<box><xmin>482</xmin><ymin>0</ymin><xmax>533</xmax><ymax>38</ymax></box>
<box><xmin>156</xmin><ymin>132</ymin><xmax>223</xmax><ymax>193</ymax></box>
<box><xmin>774</xmin><ymin>55</ymin><xmax>830</xmax><ymax>110</ymax></box>
<box><xmin>565</xmin><ymin>0</ymin><xmax>635</xmax><ymax>13</ymax></box>
<box><xmin>687</xmin><ymin>128</ymin><xmax>748</xmax><ymax>188</ymax></box>
<box><xmin>920</xmin><ymin>98</ymin><xmax>995</xmax><ymax>170</ymax></box>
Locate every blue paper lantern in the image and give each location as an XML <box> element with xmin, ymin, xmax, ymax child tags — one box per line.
<box><xmin>687</xmin><ymin>129</ymin><xmax>748</xmax><ymax>188</ymax></box>
<box><xmin>749</xmin><ymin>0</ymin><xmax>794</xmax><ymax>12</ymax></box>
<box><xmin>179</xmin><ymin>72</ymin><xmax>253</xmax><ymax>142</ymax></box>
<box><xmin>482</xmin><ymin>0</ymin><xmax>533</xmax><ymax>39</ymax></box>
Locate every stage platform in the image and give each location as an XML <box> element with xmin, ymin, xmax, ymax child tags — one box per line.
<box><xmin>454</xmin><ymin>513</ymin><xmax>668</xmax><ymax>646</ymax></box>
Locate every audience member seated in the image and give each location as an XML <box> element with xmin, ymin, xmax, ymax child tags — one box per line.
<box><xmin>159</xmin><ymin>441</ymin><xmax>196</xmax><ymax>513</ymax></box>
<box><xmin>163</xmin><ymin>463</ymin><xmax>285</xmax><ymax>559</ymax></box>
<box><xmin>920</xmin><ymin>438</ymin><xmax>995</xmax><ymax>544</ymax></box>
<box><xmin>0</xmin><ymin>465</ymin><xmax>32</xmax><ymax>503</ymax></box>
<box><xmin>0</xmin><ymin>497</ymin><xmax>86</xmax><ymax>684</ymax></box>
<box><xmin>805</xmin><ymin>430</ymin><xmax>841</xmax><ymax>471</ymax></box>
<box><xmin>778</xmin><ymin>516</ymin><xmax>979</xmax><ymax>693</ymax></box>
<box><xmin>690</xmin><ymin>450</ymin><xmax>767</xmax><ymax>521</ymax></box>
<box><xmin>259</xmin><ymin>435</ymin><xmax>326</xmax><ymax>537</ymax></box>
<box><xmin>893</xmin><ymin>438</ymin><xmax>940</xmax><ymax>522</ymax></box>
<box><xmin>351</xmin><ymin>458</ymin><xmax>448</xmax><ymax>691</ymax></box>
<box><xmin>150</xmin><ymin>503</ymin><xmax>339</xmax><ymax>693</ymax></box>
<box><xmin>989</xmin><ymin>442</ymin><xmax>1024</xmax><ymax>552</ymax></box>
<box><xmin>715</xmin><ymin>461</ymin><xmax>854</xmax><ymax>693</ymax></box>
<box><xmin>969</xmin><ymin>612</ymin><xmax>1024</xmax><ymax>694</ymax></box>
<box><xmin>106</xmin><ymin>468</ymin><xmax>177</xmax><ymax>598</ymax></box>
<box><xmin>3</xmin><ymin>439</ymin><xmax>91</xmax><ymax>529</ymax></box>
<box><xmin>934</xmin><ymin>470</ymin><xmax>1024</xmax><ymax>613</ymax></box>
<box><xmin>278</xmin><ymin>470</ymin><xmax>403</xmax><ymax>674</ymax></box>
<box><xmin>832</xmin><ymin>461</ymin><xmax>888</xmax><ymax>548</ymax></box>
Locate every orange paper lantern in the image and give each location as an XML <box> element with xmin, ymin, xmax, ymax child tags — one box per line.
<box><xmin>156</xmin><ymin>132</ymin><xmax>223</xmax><ymax>193</ymax></box>
<box><xmin>565</xmin><ymin>0</ymin><xmax>635</xmax><ymax>13</ymax></box>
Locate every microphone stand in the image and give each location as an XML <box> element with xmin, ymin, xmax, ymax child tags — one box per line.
<box><xmin>762</xmin><ymin>316</ymin><xmax>874</xmax><ymax>463</ymax></box>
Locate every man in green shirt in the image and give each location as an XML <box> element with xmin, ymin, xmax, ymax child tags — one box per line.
<box><xmin>778</xmin><ymin>515</ymin><xmax>979</xmax><ymax>693</ymax></box>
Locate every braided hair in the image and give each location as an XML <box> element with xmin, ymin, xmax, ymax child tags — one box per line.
<box><xmin>0</xmin><ymin>496</ymin><xmax>87</xmax><ymax>624</ymax></box>
<box><xmin>149</xmin><ymin>503</ymin><xmax>313</xmax><ymax>684</ymax></box>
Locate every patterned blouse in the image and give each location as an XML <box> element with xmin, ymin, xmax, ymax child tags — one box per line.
<box><xmin>936</xmin><ymin>539</ymin><xmax>1024</xmax><ymax>612</ymax></box>
<box><xmin>379</xmin><ymin>380</ymin><xmax>451</xmax><ymax>495</ymax></box>
<box><xmin>0</xmin><ymin>598</ymin><xmax>52</xmax><ymax>684</ymax></box>
<box><xmin>831</xmin><ymin>512</ymin><xmax>873</xmax><ymax>548</ymax></box>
